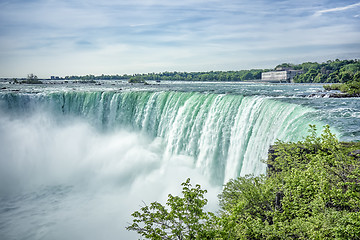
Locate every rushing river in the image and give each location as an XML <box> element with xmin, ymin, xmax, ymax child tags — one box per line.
<box><xmin>0</xmin><ymin>80</ymin><xmax>359</xmax><ymax>240</ymax></box>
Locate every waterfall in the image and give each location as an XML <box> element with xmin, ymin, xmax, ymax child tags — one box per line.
<box><xmin>0</xmin><ymin>90</ymin><xmax>315</xmax><ymax>185</ymax></box>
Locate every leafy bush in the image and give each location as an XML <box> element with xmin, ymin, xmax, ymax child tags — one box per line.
<box><xmin>127</xmin><ymin>126</ymin><xmax>360</xmax><ymax>239</ymax></box>
<box><xmin>294</xmin><ymin>59</ymin><xmax>360</xmax><ymax>83</ymax></box>
<box><xmin>223</xmin><ymin>125</ymin><xmax>360</xmax><ymax>239</ymax></box>
<box><xmin>323</xmin><ymin>83</ymin><xmax>341</xmax><ymax>91</ymax></box>
<box><xmin>218</xmin><ymin>125</ymin><xmax>360</xmax><ymax>239</ymax></box>
<box><xmin>324</xmin><ymin>80</ymin><xmax>360</xmax><ymax>95</ymax></box>
<box><xmin>126</xmin><ymin>178</ymin><xmax>217</xmax><ymax>239</ymax></box>
<box><xmin>128</xmin><ymin>76</ymin><xmax>146</xmax><ymax>83</ymax></box>
<box><xmin>342</xmin><ymin>80</ymin><xmax>360</xmax><ymax>94</ymax></box>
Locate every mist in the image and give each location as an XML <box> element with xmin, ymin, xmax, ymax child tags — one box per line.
<box><xmin>0</xmin><ymin>88</ymin><xmax>321</xmax><ymax>239</ymax></box>
<box><xmin>0</xmin><ymin>110</ymin><xmax>220</xmax><ymax>240</ymax></box>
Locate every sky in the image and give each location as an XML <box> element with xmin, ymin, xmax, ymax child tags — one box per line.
<box><xmin>0</xmin><ymin>0</ymin><xmax>359</xmax><ymax>78</ymax></box>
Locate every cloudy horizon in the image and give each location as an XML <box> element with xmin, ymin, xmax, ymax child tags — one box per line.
<box><xmin>0</xmin><ymin>0</ymin><xmax>360</xmax><ymax>78</ymax></box>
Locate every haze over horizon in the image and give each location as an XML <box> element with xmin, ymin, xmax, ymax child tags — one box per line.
<box><xmin>0</xmin><ymin>0</ymin><xmax>360</xmax><ymax>78</ymax></box>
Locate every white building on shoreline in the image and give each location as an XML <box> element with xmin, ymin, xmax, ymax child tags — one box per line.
<box><xmin>261</xmin><ymin>67</ymin><xmax>303</xmax><ymax>83</ymax></box>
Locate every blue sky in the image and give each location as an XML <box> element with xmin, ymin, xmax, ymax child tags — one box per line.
<box><xmin>0</xmin><ymin>0</ymin><xmax>359</xmax><ymax>78</ymax></box>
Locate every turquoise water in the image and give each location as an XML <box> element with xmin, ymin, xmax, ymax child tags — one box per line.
<box><xmin>0</xmin><ymin>81</ymin><xmax>359</xmax><ymax>240</ymax></box>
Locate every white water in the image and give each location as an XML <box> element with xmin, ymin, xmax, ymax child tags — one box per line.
<box><xmin>0</xmin><ymin>90</ymin><xmax>318</xmax><ymax>239</ymax></box>
<box><xmin>0</xmin><ymin>111</ymin><xmax>221</xmax><ymax>239</ymax></box>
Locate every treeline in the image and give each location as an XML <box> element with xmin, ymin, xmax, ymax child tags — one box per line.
<box><xmin>279</xmin><ymin>59</ymin><xmax>360</xmax><ymax>83</ymax></box>
<box><xmin>64</xmin><ymin>74</ymin><xmax>128</xmax><ymax>81</ymax></box>
<box><xmin>61</xmin><ymin>59</ymin><xmax>359</xmax><ymax>83</ymax></box>
<box><xmin>127</xmin><ymin>125</ymin><xmax>360</xmax><ymax>239</ymax></box>
<box><xmin>64</xmin><ymin>70</ymin><xmax>263</xmax><ymax>82</ymax></box>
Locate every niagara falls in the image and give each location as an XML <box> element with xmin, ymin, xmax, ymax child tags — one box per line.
<box><xmin>1</xmin><ymin>0</ymin><xmax>360</xmax><ymax>238</ymax></box>
<box><xmin>0</xmin><ymin>79</ymin><xmax>359</xmax><ymax>239</ymax></box>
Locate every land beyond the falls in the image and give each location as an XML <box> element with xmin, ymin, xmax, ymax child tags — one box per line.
<box><xmin>3</xmin><ymin>59</ymin><xmax>359</xmax><ymax>84</ymax></box>
<box><xmin>63</xmin><ymin>59</ymin><xmax>360</xmax><ymax>84</ymax></box>
<box><xmin>5</xmin><ymin>59</ymin><xmax>360</xmax><ymax>98</ymax></box>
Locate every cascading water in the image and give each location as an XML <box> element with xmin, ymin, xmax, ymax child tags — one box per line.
<box><xmin>1</xmin><ymin>91</ymin><xmax>314</xmax><ymax>185</ymax></box>
<box><xmin>0</xmin><ymin>87</ymin><xmax>331</xmax><ymax>240</ymax></box>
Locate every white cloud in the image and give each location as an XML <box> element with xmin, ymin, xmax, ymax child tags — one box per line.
<box><xmin>314</xmin><ymin>2</ymin><xmax>360</xmax><ymax>16</ymax></box>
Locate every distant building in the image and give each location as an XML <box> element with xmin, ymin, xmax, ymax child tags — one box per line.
<box><xmin>51</xmin><ymin>76</ymin><xmax>60</xmax><ymax>80</ymax></box>
<box><xmin>261</xmin><ymin>69</ymin><xmax>303</xmax><ymax>83</ymax></box>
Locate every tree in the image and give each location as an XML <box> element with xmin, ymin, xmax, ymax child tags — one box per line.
<box><xmin>217</xmin><ymin>125</ymin><xmax>360</xmax><ymax>239</ymax></box>
<box><xmin>128</xmin><ymin>75</ymin><xmax>146</xmax><ymax>84</ymax></box>
<box><xmin>313</xmin><ymin>73</ymin><xmax>325</xmax><ymax>83</ymax></box>
<box><xmin>326</xmin><ymin>71</ymin><xmax>340</xmax><ymax>83</ymax></box>
<box><xmin>27</xmin><ymin>73</ymin><xmax>38</xmax><ymax>81</ymax></box>
<box><xmin>21</xmin><ymin>73</ymin><xmax>42</xmax><ymax>84</ymax></box>
<box><xmin>340</xmin><ymin>71</ymin><xmax>352</xmax><ymax>83</ymax></box>
<box><xmin>126</xmin><ymin>178</ymin><xmax>217</xmax><ymax>239</ymax></box>
<box><xmin>242</xmin><ymin>72</ymin><xmax>254</xmax><ymax>80</ymax></box>
<box><xmin>217</xmin><ymin>175</ymin><xmax>276</xmax><ymax>239</ymax></box>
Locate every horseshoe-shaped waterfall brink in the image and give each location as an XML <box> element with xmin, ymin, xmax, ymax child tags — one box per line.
<box><xmin>1</xmin><ymin>84</ymin><xmax>359</xmax><ymax>240</ymax></box>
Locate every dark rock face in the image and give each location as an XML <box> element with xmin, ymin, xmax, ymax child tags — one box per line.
<box><xmin>329</xmin><ymin>93</ymin><xmax>360</xmax><ymax>98</ymax></box>
<box><xmin>307</xmin><ymin>93</ymin><xmax>360</xmax><ymax>98</ymax></box>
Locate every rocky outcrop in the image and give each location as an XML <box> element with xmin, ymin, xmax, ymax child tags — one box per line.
<box><xmin>307</xmin><ymin>93</ymin><xmax>360</xmax><ymax>98</ymax></box>
<box><xmin>329</xmin><ymin>93</ymin><xmax>360</xmax><ymax>98</ymax></box>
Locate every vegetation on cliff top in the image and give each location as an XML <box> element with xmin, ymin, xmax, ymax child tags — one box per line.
<box><xmin>127</xmin><ymin>125</ymin><xmax>360</xmax><ymax>239</ymax></box>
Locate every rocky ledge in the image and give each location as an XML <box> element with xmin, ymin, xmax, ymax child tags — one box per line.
<box><xmin>307</xmin><ymin>93</ymin><xmax>360</xmax><ymax>98</ymax></box>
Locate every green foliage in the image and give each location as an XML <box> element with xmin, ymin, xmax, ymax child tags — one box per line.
<box><xmin>217</xmin><ymin>175</ymin><xmax>277</xmax><ymax>239</ymax></box>
<box><xmin>323</xmin><ymin>78</ymin><xmax>360</xmax><ymax>95</ymax></box>
<box><xmin>126</xmin><ymin>178</ymin><xmax>217</xmax><ymax>239</ymax></box>
<box><xmin>63</xmin><ymin>70</ymin><xmax>264</xmax><ymax>82</ymax></box>
<box><xmin>275</xmin><ymin>63</ymin><xmax>295</xmax><ymax>69</ymax></box>
<box><xmin>128</xmin><ymin>75</ymin><xmax>146</xmax><ymax>84</ymax></box>
<box><xmin>231</xmin><ymin>125</ymin><xmax>360</xmax><ymax>239</ymax></box>
<box><xmin>339</xmin><ymin>80</ymin><xmax>360</xmax><ymax>95</ymax></box>
<box><xmin>134</xmin><ymin>70</ymin><xmax>263</xmax><ymax>82</ymax></box>
<box><xmin>128</xmin><ymin>126</ymin><xmax>360</xmax><ymax>239</ymax></box>
<box><xmin>293</xmin><ymin>59</ymin><xmax>360</xmax><ymax>83</ymax></box>
<box><xmin>323</xmin><ymin>83</ymin><xmax>341</xmax><ymax>91</ymax></box>
<box><xmin>55</xmin><ymin>59</ymin><xmax>360</xmax><ymax>83</ymax></box>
